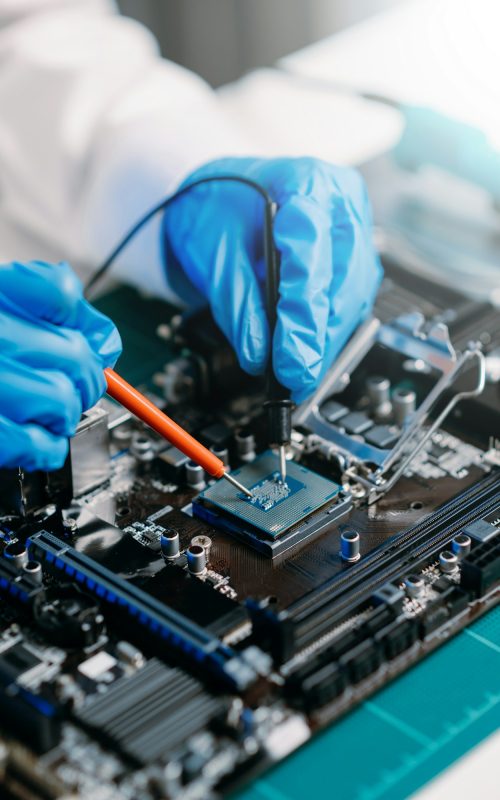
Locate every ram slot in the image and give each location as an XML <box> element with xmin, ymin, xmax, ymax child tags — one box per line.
<box><xmin>249</xmin><ymin>472</ymin><xmax>500</xmax><ymax>662</ymax></box>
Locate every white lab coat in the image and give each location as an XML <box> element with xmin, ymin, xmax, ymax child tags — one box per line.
<box><xmin>0</xmin><ymin>0</ymin><xmax>249</xmax><ymax>301</ymax></box>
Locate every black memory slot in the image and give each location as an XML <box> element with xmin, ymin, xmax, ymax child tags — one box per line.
<box><xmin>254</xmin><ymin>472</ymin><xmax>499</xmax><ymax>659</ymax></box>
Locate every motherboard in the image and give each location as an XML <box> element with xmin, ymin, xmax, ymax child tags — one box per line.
<box><xmin>0</xmin><ymin>258</ymin><xmax>499</xmax><ymax>800</ymax></box>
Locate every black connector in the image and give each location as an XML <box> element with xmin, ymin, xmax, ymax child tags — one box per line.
<box><xmin>263</xmin><ymin>201</ymin><xmax>295</xmax><ymax>470</ymax></box>
<box><xmin>264</xmin><ymin>397</ymin><xmax>294</xmax><ymax>447</ymax></box>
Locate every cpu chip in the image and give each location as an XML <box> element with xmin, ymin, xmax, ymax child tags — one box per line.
<box><xmin>195</xmin><ymin>451</ymin><xmax>341</xmax><ymax>540</ymax></box>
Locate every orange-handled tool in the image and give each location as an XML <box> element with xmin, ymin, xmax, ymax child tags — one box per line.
<box><xmin>104</xmin><ymin>368</ymin><xmax>253</xmax><ymax>497</ymax></box>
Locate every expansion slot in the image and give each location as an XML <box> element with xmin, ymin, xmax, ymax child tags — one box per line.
<box><xmin>27</xmin><ymin>531</ymin><xmax>258</xmax><ymax>691</ymax></box>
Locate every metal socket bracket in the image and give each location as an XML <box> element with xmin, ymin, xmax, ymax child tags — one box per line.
<box><xmin>294</xmin><ymin>313</ymin><xmax>486</xmax><ymax>502</ymax></box>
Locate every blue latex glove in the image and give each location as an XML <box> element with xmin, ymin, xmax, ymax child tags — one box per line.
<box><xmin>163</xmin><ymin>157</ymin><xmax>382</xmax><ymax>404</ymax></box>
<box><xmin>0</xmin><ymin>261</ymin><xmax>122</xmax><ymax>472</ymax></box>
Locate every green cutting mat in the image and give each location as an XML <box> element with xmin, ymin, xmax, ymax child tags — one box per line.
<box><xmin>234</xmin><ymin>606</ymin><xmax>500</xmax><ymax>800</ymax></box>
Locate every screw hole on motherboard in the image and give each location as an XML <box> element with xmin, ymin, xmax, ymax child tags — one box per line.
<box><xmin>410</xmin><ymin>501</ymin><xmax>423</xmax><ymax>510</ymax></box>
<box><xmin>117</xmin><ymin>506</ymin><xmax>130</xmax><ymax>516</ymax></box>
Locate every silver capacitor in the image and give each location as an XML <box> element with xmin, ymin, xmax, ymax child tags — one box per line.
<box><xmin>23</xmin><ymin>560</ymin><xmax>43</xmax><ymax>585</ymax></box>
<box><xmin>392</xmin><ymin>388</ymin><xmax>416</xmax><ymax>427</ymax></box>
<box><xmin>235</xmin><ymin>429</ymin><xmax>256</xmax><ymax>462</ymax></box>
<box><xmin>191</xmin><ymin>535</ymin><xmax>212</xmax><ymax>561</ymax></box>
<box><xmin>130</xmin><ymin>431</ymin><xmax>154</xmax><ymax>462</ymax></box>
<box><xmin>116</xmin><ymin>641</ymin><xmax>145</xmax><ymax>669</ymax></box>
<box><xmin>160</xmin><ymin>528</ymin><xmax>180</xmax><ymax>560</ymax></box>
<box><xmin>340</xmin><ymin>530</ymin><xmax>360</xmax><ymax>562</ymax></box>
<box><xmin>439</xmin><ymin>550</ymin><xmax>459</xmax><ymax>574</ymax></box>
<box><xmin>366</xmin><ymin>375</ymin><xmax>391</xmax><ymax>407</ymax></box>
<box><xmin>185</xmin><ymin>461</ymin><xmax>206</xmax><ymax>491</ymax></box>
<box><xmin>187</xmin><ymin>544</ymin><xmax>207</xmax><ymax>575</ymax></box>
<box><xmin>210</xmin><ymin>446</ymin><xmax>229</xmax><ymax>467</ymax></box>
<box><xmin>451</xmin><ymin>533</ymin><xmax>471</xmax><ymax>560</ymax></box>
<box><xmin>3</xmin><ymin>541</ymin><xmax>28</xmax><ymax>569</ymax></box>
<box><xmin>404</xmin><ymin>573</ymin><xmax>425</xmax><ymax>598</ymax></box>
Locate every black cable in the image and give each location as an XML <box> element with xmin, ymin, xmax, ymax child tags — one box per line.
<box><xmin>84</xmin><ymin>174</ymin><xmax>274</xmax><ymax>296</ymax></box>
<box><xmin>84</xmin><ymin>171</ymin><xmax>292</xmax><ymax>460</ymax></box>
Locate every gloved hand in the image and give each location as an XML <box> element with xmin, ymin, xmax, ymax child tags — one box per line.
<box><xmin>0</xmin><ymin>261</ymin><xmax>122</xmax><ymax>472</ymax></box>
<box><xmin>163</xmin><ymin>157</ymin><xmax>382</xmax><ymax>403</ymax></box>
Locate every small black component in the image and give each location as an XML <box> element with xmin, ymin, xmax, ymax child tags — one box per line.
<box><xmin>340</xmin><ymin>411</ymin><xmax>373</xmax><ymax>435</ymax></box>
<box><xmin>428</xmin><ymin>442</ymin><xmax>447</xmax><ymax>461</ymax></box>
<box><xmin>372</xmin><ymin>583</ymin><xmax>405</xmax><ymax>613</ymax></box>
<box><xmin>320</xmin><ymin>400</ymin><xmax>349</xmax><ymax>423</ymax></box>
<box><xmin>33</xmin><ymin>585</ymin><xmax>105</xmax><ymax>648</ymax></box>
<box><xmin>155</xmin><ymin>446</ymin><xmax>190</xmax><ymax>481</ymax></box>
<box><xmin>364</xmin><ymin>425</ymin><xmax>400</xmax><ymax>449</ymax></box>
<box><xmin>432</xmin><ymin>576</ymin><xmax>452</xmax><ymax>593</ymax></box>
<box><xmin>362</xmin><ymin>605</ymin><xmax>394</xmax><ymax>636</ymax></box>
<box><xmin>374</xmin><ymin>618</ymin><xmax>418</xmax><ymax>660</ymax></box>
<box><xmin>339</xmin><ymin>639</ymin><xmax>380</xmax><ymax>684</ymax></box>
<box><xmin>460</xmin><ymin>537</ymin><xmax>500</xmax><ymax>596</ymax></box>
<box><xmin>329</xmin><ymin>628</ymin><xmax>360</xmax><ymax>660</ymax></box>
<box><xmin>462</xmin><ymin>519</ymin><xmax>499</xmax><ymax>544</ymax></box>
<box><xmin>419</xmin><ymin>602</ymin><xmax>449</xmax><ymax>637</ymax></box>
<box><xmin>0</xmin><ymin>643</ymin><xmax>41</xmax><ymax>681</ymax></box>
<box><xmin>443</xmin><ymin>586</ymin><xmax>470</xmax><ymax>615</ymax></box>
<box><xmin>428</xmin><ymin>582</ymin><xmax>469</xmax><ymax>617</ymax></box>
<box><xmin>75</xmin><ymin>658</ymin><xmax>227</xmax><ymax>766</ymax></box>
<box><xmin>291</xmin><ymin>662</ymin><xmax>346</xmax><ymax>711</ymax></box>
<box><xmin>199</xmin><ymin>422</ymin><xmax>232</xmax><ymax>449</ymax></box>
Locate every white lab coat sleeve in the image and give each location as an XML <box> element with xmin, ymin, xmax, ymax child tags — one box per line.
<box><xmin>0</xmin><ymin>0</ymin><xmax>251</xmax><ymax>302</ymax></box>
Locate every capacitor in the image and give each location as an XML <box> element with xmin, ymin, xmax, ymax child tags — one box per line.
<box><xmin>340</xmin><ymin>529</ymin><xmax>360</xmax><ymax>562</ymax></box>
<box><xmin>23</xmin><ymin>560</ymin><xmax>43</xmax><ymax>585</ymax></box>
<box><xmin>210</xmin><ymin>446</ymin><xmax>229</xmax><ymax>467</ymax></box>
<box><xmin>235</xmin><ymin>429</ymin><xmax>256</xmax><ymax>462</ymax></box>
<box><xmin>191</xmin><ymin>535</ymin><xmax>212</xmax><ymax>561</ymax></box>
<box><xmin>130</xmin><ymin>431</ymin><xmax>154</xmax><ymax>462</ymax></box>
<box><xmin>3</xmin><ymin>540</ymin><xmax>28</xmax><ymax>569</ymax></box>
<box><xmin>439</xmin><ymin>550</ymin><xmax>459</xmax><ymax>574</ymax></box>
<box><xmin>116</xmin><ymin>641</ymin><xmax>145</xmax><ymax>669</ymax></box>
<box><xmin>111</xmin><ymin>425</ymin><xmax>132</xmax><ymax>446</ymax></box>
<box><xmin>392</xmin><ymin>388</ymin><xmax>416</xmax><ymax>427</ymax></box>
<box><xmin>404</xmin><ymin>573</ymin><xmax>425</xmax><ymax>598</ymax></box>
<box><xmin>451</xmin><ymin>533</ymin><xmax>471</xmax><ymax>560</ymax></box>
<box><xmin>160</xmin><ymin>528</ymin><xmax>180</xmax><ymax>560</ymax></box>
<box><xmin>366</xmin><ymin>375</ymin><xmax>391</xmax><ymax>408</ymax></box>
<box><xmin>61</xmin><ymin>518</ymin><xmax>78</xmax><ymax>540</ymax></box>
<box><xmin>185</xmin><ymin>460</ymin><xmax>206</xmax><ymax>491</ymax></box>
<box><xmin>186</xmin><ymin>544</ymin><xmax>207</xmax><ymax>575</ymax></box>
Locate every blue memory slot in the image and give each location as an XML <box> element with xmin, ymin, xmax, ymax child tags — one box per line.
<box><xmin>27</xmin><ymin>531</ymin><xmax>256</xmax><ymax>691</ymax></box>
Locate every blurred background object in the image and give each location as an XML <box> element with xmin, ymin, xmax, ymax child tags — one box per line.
<box><xmin>117</xmin><ymin>0</ymin><xmax>404</xmax><ymax>87</ymax></box>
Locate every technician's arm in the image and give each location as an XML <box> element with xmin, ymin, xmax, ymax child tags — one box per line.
<box><xmin>0</xmin><ymin>1</ymin><xmax>382</xmax><ymax>404</ymax></box>
<box><xmin>0</xmin><ymin>0</ymin><xmax>248</xmax><ymax>300</ymax></box>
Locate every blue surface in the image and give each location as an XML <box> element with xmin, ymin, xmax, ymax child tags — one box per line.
<box><xmin>234</xmin><ymin>606</ymin><xmax>500</xmax><ymax>800</ymax></box>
